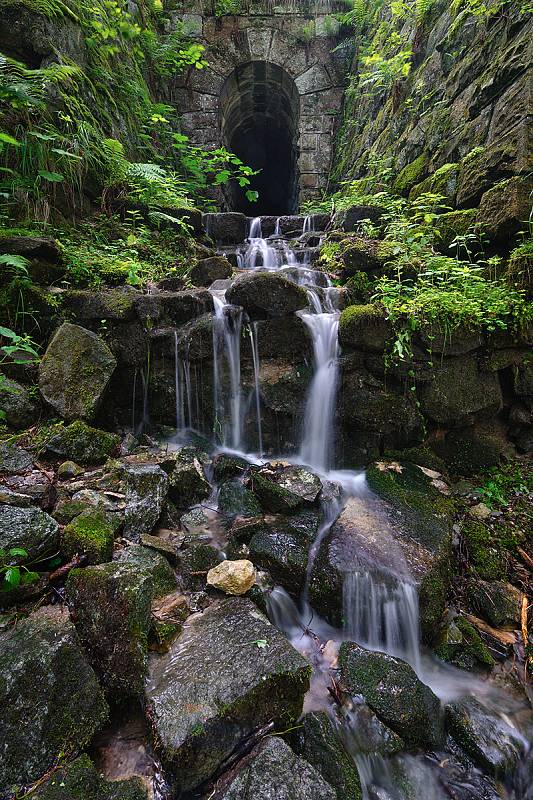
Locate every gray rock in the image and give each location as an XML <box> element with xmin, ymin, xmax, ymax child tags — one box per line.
<box><xmin>145</xmin><ymin>598</ymin><xmax>311</xmax><ymax>794</ymax></box>
<box><xmin>0</xmin><ymin>605</ymin><xmax>108</xmax><ymax>791</ymax></box>
<box><xmin>115</xmin><ymin>544</ymin><xmax>176</xmax><ymax>598</ymax></box>
<box><xmin>226</xmin><ymin>271</ymin><xmax>308</xmax><ymax>319</ymax></box>
<box><xmin>167</xmin><ymin>446</ymin><xmax>211</xmax><ymax>508</ymax></box>
<box><xmin>34</xmin><ymin>753</ymin><xmax>147</xmax><ymax>800</ymax></box>
<box><xmin>0</xmin><ymin>375</ymin><xmax>38</xmax><ymax>429</ymax></box>
<box><xmin>467</xmin><ymin>579</ymin><xmax>524</xmax><ymax>629</ymax></box>
<box><xmin>339</xmin><ymin>642</ymin><xmax>444</xmax><ymax>748</ymax></box>
<box><xmin>134</xmin><ymin>289</ymin><xmax>213</xmax><ymax>326</ymax></box>
<box><xmin>217</xmin><ymin>738</ymin><xmax>336</xmax><ymax>800</ymax></box>
<box><xmin>203</xmin><ymin>212</ymin><xmax>247</xmax><ymax>244</ymax></box>
<box><xmin>420</xmin><ymin>356</ymin><xmax>502</xmax><ymax>426</ymax></box>
<box><xmin>249</xmin><ymin>464</ymin><xmax>322</xmax><ymax>513</ymax></box>
<box><xmin>0</xmin><ymin>441</ymin><xmax>33</xmax><ymax>473</ymax></box>
<box><xmin>446</xmin><ymin>697</ymin><xmax>525</xmax><ymax>776</ymax></box>
<box><xmin>121</xmin><ymin>464</ymin><xmax>169</xmax><ymax>542</ymax></box>
<box><xmin>0</xmin><ymin>504</ymin><xmax>59</xmax><ymax>562</ymax></box>
<box><xmin>39</xmin><ymin>323</ymin><xmax>116</xmax><ymax>421</ymax></box>
<box><xmin>218</xmin><ymin>480</ymin><xmax>262</xmax><ymax>519</ymax></box>
<box><xmin>45</xmin><ymin>420</ymin><xmax>120</xmax><ymax>465</ymax></box>
<box><xmin>66</xmin><ymin>559</ymin><xmax>154</xmax><ymax>698</ymax></box>
<box><xmin>190</xmin><ymin>255</ymin><xmax>232</xmax><ymax>287</ymax></box>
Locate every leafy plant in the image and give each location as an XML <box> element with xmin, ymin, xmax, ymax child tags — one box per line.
<box><xmin>0</xmin><ymin>548</ymin><xmax>39</xmax><ymax>592</ymax></box>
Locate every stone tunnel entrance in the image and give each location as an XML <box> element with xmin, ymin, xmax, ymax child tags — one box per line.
<box><xmin>220</xmin><ymin>62</ymin><xmax>300</xmax><ymax>215</ymax></box>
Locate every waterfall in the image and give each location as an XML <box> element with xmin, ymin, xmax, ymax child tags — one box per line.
<box><xmin>246</xmin><ymin>216</ymin><xmax>279</xmax><ymax>269</ymax></box>
<box><xmin>249</xmin><ymin>322</ymin><xmax>263</xmax><ymax>456</ymax></box>
<box><xmin>211</xmin><ymin>292</ymin><xmax>243</xmax><ymax>450</ymax></box>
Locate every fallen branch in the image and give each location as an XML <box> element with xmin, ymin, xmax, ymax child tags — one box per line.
<box><xmin>521</xmin><ymin>595</ymin><xmax>531</xmax><ymax>666</ymax></box>
<box><xmin>518</xmin><ymin>547</ymin><xmax>533</xmax><ymax>571</ymax></box>
<box><xmin>49</xmin><ymin>555</ymin><xmax>86</xmax><ymax>582</ymax></box>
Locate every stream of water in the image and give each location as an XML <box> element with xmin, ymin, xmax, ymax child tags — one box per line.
<box><xmin>166</xmin><ymin>214</ymin><xmax>531</xmax><ymax>799</ymax></box>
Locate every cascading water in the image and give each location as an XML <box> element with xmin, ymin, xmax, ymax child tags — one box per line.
<box><xmin>211</xmin><ymin>289</ymin><xmax>243</xmax><ymax>451</ymax></box>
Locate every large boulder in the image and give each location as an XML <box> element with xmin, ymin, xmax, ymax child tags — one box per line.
<box><xmin>215</xmin><ymin>738</ymin><xmax>336</xmax><ymax>800</ymax></box>
<box><xmin>62</xmin><ymin>509</ymin><xmax>116</xmax><ymax>565</ymax></box>
<box><xmin>420</xmin><ymin>356</ymin><xmax>502</xmax><ymax>426</ymax></box>
<box><xmin>0</xmin><ymin>606</ymin><xmax>108</xmax><ymax>791</ymax></box>
<box><xmin>203</xmin><ymin>212</ymin><xmax>247</xmax><ymax>244</ymax></box>
<box><xmin>226</xmin><ymin>271</ymin><xmax>308</xmax><ymax>319</ymax></box>
<box><xmin>115</xmin><ymin>544</ymin><xmax>176</xmax><ymax>598</ymax></box>
<box><xmin>218</xmin><ymin>480</ymin><xmax>262</xmax><ymax>519</ymax></box>
<box><xmin>121</xmin><ymin>464</ymin><xmax>169</xmax><ymax>542</ymax></box>
<box><xmin>249</xmin><ymin>464</ymin><xmax>322</xmax><ymax>514</ymax></box>
<box><xmin>0</xmin><ymin>375</ymin><xmax>38</xmax><ymax>429</ymax></box>
<box><xmin>166</xmin><ymin>446</ymin><xmax>211</xmax><ymax>508</ymax></box>
<box><xmin>339</xmin><ymin>304</ymin><xmax>393</xmax><ymax>352</ymax></box>
<box><xmin>190</xmin><ymin>255</ymin><xmax>232</xmax><ymax>287</ymax></box>
<box><xmin>446</xmin><ymin>697</ymin><xmax>525</xmax><ymax>776</ymax></box>
<box><xmin>39</xmin><ymin>323</ymin><xmax>116</xmax><ymax>421</ymax></box>
<box><xmin>35</xmin><ymin>754</ymin><xmax>147</xmax><ymax>800</ymax></box>
<box><xmin>476</xmin><ymin>176</ymin><xmax>532</xmax><ymax>244</ymax></box>
<box><xmin>45</xmin><ymin>420</ymin><xmax>120</xmax><ymax>464</ymax></box>
<box><xmin>309</xmin><ymin>462</ymin><xmax>453</xmax><ymax>641</ymax></box>
<box><xmin>145</xmin><ymin>598</ymin><xmax>311</xmax><ymax>794</ymax></box>
<box><xmin>66</xmin><ymin>558</ymin><xmax>155</xmax><ymax>698</ymax></box>
<box><xmin>0</xmin><ymin>505</ymin><xmax>59</xmax><ymax>562</ymax></box>
<box><xmin>134</xmin><ymin>289</ymin><xmax>213</xmax><ymax>326</ymax></box>
<box><xmin>339</xmin><ymin>642</ymin><xmax>443</xmax><ymax>748</ymax></box>
<box><xmin>0</xmin><ymin>441</ymin><xmax>33</xmax><ymax>474</ymax></box>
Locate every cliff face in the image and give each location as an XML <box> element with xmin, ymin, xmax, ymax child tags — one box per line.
<box><xmin>335</xmin><ymin>1</ymin><xmax>532</xmax><ymax>208</ymax></box>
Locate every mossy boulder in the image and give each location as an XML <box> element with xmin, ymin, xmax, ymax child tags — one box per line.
<box><xmin>121</xmin><ymin>463</ymin><xmax>169</xmax><ymax>542</ymax></box>
<box><xmin>166</xmin><ymin>446</ymin><xmax>211</xmax><ymax>508</ymax></box>
<box><xmin>217</xmin><ymin>738</ymin><xmax>336</xmax><ymax>800</ymax></box>
<box><xmin>45</xmin><ymin>420</ymin><xmax>120</xmax><ymax>464</ymax></box>
<box><xmin>226</xmin><ymin>271</ymin><xmax>308</xmax><ymax>319</ymax></box>
<box><xmin>212</xmin><ymin>453</ymin><xmax>249</xmax><ymax>483</ymax></box>
<box><xmin>435</xmin><ymin>614</ymin><xmax>495</xmax><ymax>671</ymax></box>
<box><xmin>337</xmin><ymin>236</ymin><xmax>398</xmax><ymax>274</ymax></box>
<box><xmin>190</xmin><ymin>255</ymin><xmax>232</xmax><ymax>287</ymax></box>
<box><xmin>339</xmin><ymin>642</ymin><xmax>443</xmax><ymax>748</ymax></box>
<box><xmin>393</xmin><ymin>154</ymin><xmax>428</xmax><ymax>195</ymax></box>
<box><xmin>145</xmin><ymin>598</ymin><xmax>311</xmax><ymax>794</ymax></box>
<box><xmin>0</xmin><ymin>606</ymin><xmax>108</xmax><ymax>792</ymax></box>
<box><xmin>115</xmin><ymin>544</ymin><xmax>176</xmax><ymax>598</ymax></box>
<box><xmin>203</xmin><ymin>212</ymin><xmax>247</xmax><ymax>244</ymax></box>
<box><xmin>62</xmin><ymin>509</ymin><xmax>116</xmax><ymax>565</ymax></box>
<box><xmin>410</xmin><ymin>162</ymin><xmax>461</xmax><ymax>204</ymax></box>
<box><xmin>35</xmin><ymin>754</ymin><xmax>147</xmax><ymax>800</ymax></box>
<box><xmin>134</xmin><ymin>289</ymin><xmax>213</xmax><ymax>327</ymax></box>
<box><xmin>218</xmin><ymin>480</ymin><xmax>261</xmax><ymax>519</ymax></box>
<box><xmin>433</xmin><ymin>209</ymin><xmax>478</xmax><ymax>253</ymax></box>
<box><xmin>446</xmin><ymin>697</ymin><xmax>525</xmax><ymax>776</ymax></box>
<box><xmin>339</xmin><ymin>304</ymin><xmax>393</xmax><ymax>352</ymax></box>
<box><xmin>467</xmin><ymin>579</ymin><xmax>523</xmax><ymax>629</ymax></box>
<box><xmin>249</xmin><ymin>464</ymin><xmax>322</xmax><ymax>514</ymax></box>
<box><xmin>0</xmin><ymin>375</ymin><xmax>38</xmax><ymax>429</ymax></box>
<box><xmin>0</xmin><ymin>505</ymin><xmax>59</xmax><ymax>563</ymax></box>
<box><xmin>179</xmin><ymin>543</ymin><xmax>222</xmax><ymax>589</ymax></box>
<box><xmin>0</xmin><ymin>441</ymin><xmax>33</xmax><ymax>474</ymax></box>
<box><xmin>416</xmin><ymin>321</ymin><xmax>481</xmax><ymax>355</ymax></box>
<box><xmin>432</xmin><ymin>426</ymin><xmax>507</xmax><ymax>476</ymax></box>
<box><xmin>66</xmin><ymin>559</ymin><xmax>155</xmax><ymax>698</ymax></box>
<box><xmin>289</xmin><ymin>711</ymin><xmax>362</xmax><ymax>800</ymax></box>
<box><xmin>477</xmin><ymin>176</ymin><xmax>533</xmax><ymax>244</ymax></box>
<box><xmin>420</xmin><ymin>356</ymin><xmax>502</xmax><ymax>426</ymax></box>
<box><xmin>462</xmin><ymin>520</ymin><xmax>509</xmax><ymax>581</ymax></box>
<box><xmin>39</xmin><ymin>323</ymin><xmax>116</xmax><ymax>421</ymax></box>
<box><xmin>62</xmin><ymin>287</ymin><xmax>138</xmax><ymax>323</ymax></box>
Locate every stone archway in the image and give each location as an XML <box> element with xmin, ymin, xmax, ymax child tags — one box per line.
<box><xmin>220</xmin><ymin>61</ymin><xmax>300</xmax><ymax>214</ymax></box>
<box><xmin>172</xmin><ymin>1</ymin><xmax>350</xmax><ymax>210</ymax></box>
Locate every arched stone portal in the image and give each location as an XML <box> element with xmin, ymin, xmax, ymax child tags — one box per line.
<box><xmin>220</xmin><ymin>62</ymin><xmax>300</xmax><ymax>215</ymax></box>
<box><xmin>172</xmin><ymin>1</ymin><xmax>350</xmax><ymax>211</ymax></box>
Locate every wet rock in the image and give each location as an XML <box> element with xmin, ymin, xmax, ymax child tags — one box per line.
<box><xmin>339</xmin><ymin>304</ymin><xmax>393</xmax><ymax>352</ymax></box>
<box><xmin>39</xmin><ymin>323</ymin><xmax>117</xmax><ymax>421</ymax></box>
<box><xmin>249</xmin><ymin>510</ymin><xmax>320</xmax><ymax>595</ymax></box>
<box><xmin>0</xmin><ymin>234</ymin><xmax>61</xmax><ymax>264</ymax></box>
<box><xmin>135</xmin><ymin>289</ymin><xmax>213</xmax><ymax>326</ymax></box>
<box><xmin>62</xmin><ymin>509</ymin><xmax>116</xmax><ymax>565</ymax></box>
<box><xmin>145</xmin><ymin>598</ymin><xmax>311</xmax><ymax>794</ymax></box>
<box><xmin>149</xmin><ymin>591</ymin><xmax>189</xmax><ymax>653</ymax></box>
<box><xmin>446</xmin><ymin>697</ymin><xmax>525</xmax><ymax>776</ymax></box>
<box><xmin>333</xmin><ymin>205</ymin><xmax>383</xmax><ymax>232</ymax></box>
<box><xmin>0</xmin><ymin>504</ymin><xmax>59</xmax><ymax>562</ymax></box>
<box><xmin>212</xmin><ymin>452</ymin><xmax>249</xmax><ymax>482</ymax></box>
<box><xmin>66</xmin><ymin>559</ymin><xmax>154</xmax><ymax>698</ymax></box>
<box><xmin>420</xmin><ymin>356</ymin><xmax>502</xmax><ymax>426</ymax></box>
<box><xmin>216</xmin><ymin>737</ymin><xmax>336</xmax><ymax>800</ymax></box>
<box><xmin>226</xmin><ymin>271</ymin><xmax>308</xmax><ymax>319</ymax></box>
<box><xmin>35</xmin><ymin>753</ymin><xmax>148</xmax><ymax>800</ymax></box>
<box><xmin>477</xmin><ymin>176</ymin><xmax>532</xmax><ymax>243</ymax></box>
<box><xmin>249</xmin><ymin>464</ymin><xmax>322</xmax><ymax>514</ymax></box>
<box><xmin>167</xmin><ymin>446</ymin><xmax>211</xmax><ymax>508</ymax></box>
<box><xmin>190</xmin><ymin>255</ymin><xmax>232</xmax><ymax>286</ymax></box>
<box><xmin>417</xmin><ymin>323</ymin><xmax>482</xmax><ymax>355</ymax></box>
<box><xmin>121</xmin><ymin>464</ymin><xmax>168</xmax><ymax>542</ymax></box>
<box><xmin>339</xmin><ymin>702</ymin><xmax>404</xmax><ymax>756</ymax></box>
<box><xmin>290</xmin><ymin>711</ymin><xmax>362</xmax><ymax>800</ymax></box>
<box><xmin>435</xmin><ymin>613</ymin><xmax>494</xmax><ymax>671</ymax></box>
<box><xmin>61</xmin><ymin>287</ymin><xmax>138</xmax><ymax>323</ymax></box>
<box><xmin>467</xmin><ymin>579</ymin><xmax>524</xmax><ymax>629</ymax></box>
<box><xmin>45</xmin><ymin>420</ymin><xmax>120</xmax><ymax>465</ymax></box>
<box><xmin>0</xmin><ymin>441</ymin><xmax>33</xmax><ymax>473</ymax></box>
<box><xmin>207</xmin><ymin>559</ymin><xmax>256</xmax><ymax>595</ymax></box>
<box><xmin>339</xmin><ymin>642</ymin><xmax>443</xmax><ymax>748</ymax></box>
<box><xmin>0</xmin><ymin>605</ymin><xmax>108</xmax><ymax>791</ymax></box>
<box><xmin>140</xmin><ymin>533</ymin><xmax>178</xmax><ymax>564</ymax></box>
<box><xmin>0</xmin><ymin>375</ymin><xmax>38</xmax><ymax>429</ymax></box>
<box><xmin>115</xmin><ymin>544</ymin><xmax>176</xmax><ymax>598</ymax></box>
<box><xmin>218</xmin><ymin>480</ymin><xmax>261</xmax><ymax>519</ymax></box>
<box><xmin>179</xmin><ymin>543</ymin><xmax>222</xmax><ymax>589</ymax></box>
<box><xmin>174</xmin><ymin>313</ymin><xmax>214</xmax><ymax>361</ymax></box>
<box><xmin>203</xmin><ymin>212</ymin><xmax>247</xmax><ymax>244</ymax></box>
<box><xmin>57</xmin><ymin>460</ymin><xmax>84</xmax><ymax>478</ymax></box>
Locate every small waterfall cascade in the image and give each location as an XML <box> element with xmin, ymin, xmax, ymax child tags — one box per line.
<box><xmin>211</xmin><ymin>287</ymin><xmax>244</xmax><ymax>451</ymax></box>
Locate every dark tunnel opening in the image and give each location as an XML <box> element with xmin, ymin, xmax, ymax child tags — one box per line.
<box><xmin>220</xmin><ymin>62</ymin><xmax>300</xmax><ymax>215</ymax></box>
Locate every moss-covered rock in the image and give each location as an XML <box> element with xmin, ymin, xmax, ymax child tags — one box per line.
<box><xmin>0</xmin><ymin>606</ymin><xmax>108</xmax><ymax>791</ymax></box>
<box><xmin>0</xmin><ymin>441</ymin><xmax>33</xmax><ymax>473</ymax></box>
<box><xmin>435</xmin><ymin>614</ymin><xmax>495</xmax><ymax>671</ymax></box>
<box><xmin>420</xmin><ymin>356</ymin><xmax>502</xmax><ymax>426</ymax></box>
<box><xmin>476</xmin><ymin>176</ymin><xmax>533</xmax><ymax>244</ymax></box>
<box><xmin>410</xmin><ymin>162</ymin><xmax>460</xmax><ymax>204</ymax></box>
<box><xmin>462</xmin><ymin>520</ymin><xmax>509</xmax><ymax>581</ymax></box>
<box><xmin>0</xmin><ymin>374</ymin><xmax>39</xmax><ymax>429</ymax></box>
<box><xmin>339</xmin><ymin>304</ymin><xmax>393</xmax><ymax>352</ymax></box>
<box><xmin>393</xmin><ymin>154</ymin><xmax>428</xmax><ymax>195</ymax></box>
<box><xmin>66</xmin><ymin>559</ymin><xmax>154</xmax><ymax>699</ymax></box>
<box><xmin>218</xmin><ymin>480</ymin><xmax>262</xmax><ymax>519</ymax></box>
<box><xmin>53</xmin><ymin>498</ymin><xmax>93</xmax><ymax>525</ymax></box>
<box><xmin>249</xmin><ymin>464</ymin><xmax>322</xmax><ymax>514</ymax></box>
<box><xmin>432</xmin><ymin>426</ymin><xmax>507</xmax><ymax>476</ymax></box>
<box><xmin>166</xmin><ymin>446</ymin><xmax>211</xmax><ymax>508</ymax></box>
<box><xmin>36</xmin><ymin>754</ymin><xmax>147</xmax><ymax>800</ymax></box>
<box><xmin>289</xmin><ymin>711</ymin><xmax>362</xmax><ymax>800</ymax></box>
<box><xmin>466</xmin><ymin>579</ymin><xmax>523</xmax><ymax>629</ymax></box>
<box><xmin>335</xmin><ymin>236</ymin><xmax>398</xmax><ymax>274</ymax></box>
<box><xmin>39</xmin><ymin>323</ymin><xmax>116</xmax><ymax>421</ymax></box>
<box><xmin>0</xmin><ymin>504</ymin><xmax>59</xmax><ymax>563</ymax></box>
<box><xmin>62</xmin><ymin>509</ymin><xmax>116</xmax><ymax>564</ymax></box>
<box><xmin>121</xmin><ymin>463</ymin><xmax>169</xmax><ymax>542</ymax></box>
<box><xmin>115</xmin><ymin>544</ymin><xmax>176</xmax><ymax>598</ymax></box>
<box><xmin>190</xmin><ymin>255</ymin><xmax>232</xmax><ymax>287</ymax></box>
<box><xmin>45</xmin><ymin>420</ymin><xmax>120</xmax><ymax>464</ymax></box>
<box><xmin>226</xmin><ymin>271</ymin><xmax>308</xmax><ymax>319</ymax></box>
<box><xmin>433</xmin><ymin>209</ymin><xmax>478</xmax><ymax>253</ymax></box>
<box><xmin>339</xmin><ymin>642</ymin><xmax>443</xmax><ymax>748</ymax></box>
<box><xmin>145</xmin><ymin>598</ymin><xmax>312</xmax><ymax>795</ymax></box>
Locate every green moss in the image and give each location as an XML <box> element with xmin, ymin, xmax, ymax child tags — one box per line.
<box><xmin>434</xmin><ymin>209</ymin><xmax>478</xmax><ymax>251</ymax></box>
<box><xmin>47</xmin><ymin>420</ymin><xmax>120</xmax><ymax>465</ymax></box>
<box><xmin>62</xmin><ymin>509</ymin><xmax>115</xmax><ymax>564</ymax></box>
<box><xmin>37</xmin><ymin>753</ymin><xmax>147</xmax><ymax>800</ymax></box>
<box><xmin>393</xmin><ymin>154</ymin><xmax>428</xmax><ymax>195</ymax></box>
<box><xmin>435</xmin><ymin>616</ymin><xmax>494</xmax><ymax>670</ymax></box>
<box><xmin>462</xmin><ymin>520</ymin><xmax>505</xmax><ymax>580</ymax></box>
<box><xmin>53</xmin><ymin>499</ymin><xmax>92</xmax><ymax>524</ymax></box>
<box><xmin>410</xmin><ymin>162</ymin><xmax>460</xmax><ymax>204</ymax></box>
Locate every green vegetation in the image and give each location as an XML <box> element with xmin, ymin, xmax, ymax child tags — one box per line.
<box><xmin>0</xmin><ymin>547</ymin><xmax>39</xmax><ymax>592</ymax></box>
